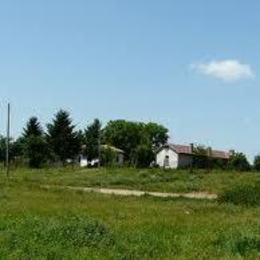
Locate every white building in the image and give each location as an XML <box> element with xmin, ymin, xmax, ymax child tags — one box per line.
<box><xmin>79</xmin><ymin>156</ymin><xmax>99</xmax><ymax>167</ymax></box>
<box><xmin>156</xmin><ymin>143</ymin><xmax>230</xmax><ymax>169</ymax></box>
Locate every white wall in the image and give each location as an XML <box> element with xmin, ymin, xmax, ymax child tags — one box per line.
<box><xmin>79</xmin><ymin>155</ymin><xmax>88</xmax><ymax>167</ymax></box>
<box><xmin>156</xmin><ymin>148</ymin><xmax>179</xmax><ymax>169</ymax></box>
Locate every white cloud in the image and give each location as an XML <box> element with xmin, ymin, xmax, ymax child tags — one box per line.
<box><xmin>192</xmin><ymin>59</ymin><xmax>255</xmax><ymax>82</ymax></box>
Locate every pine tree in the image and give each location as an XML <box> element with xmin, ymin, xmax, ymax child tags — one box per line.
<box><xmin>84</xmin><ymin>119</ymin><xmax>102</xmax><ymax>161</ymax></box>
<box><xmin>47</xmin><ymin>110</ymin><xmax>80</xmax><ymax>164</ymax></box>
<box><xmin>23</xmin><ymin>117</ymin><xmax>43</xmax><ymax>138</ymax></box>
<box><xmin>23</xmin><ymin>117</ymin><xmax>48</xmax><ymax>168</ymax></box>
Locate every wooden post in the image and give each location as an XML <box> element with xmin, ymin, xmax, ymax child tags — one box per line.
<box><xmin>6</xmin><ymin>103</ymin><xmax>10</xmax><ymax>177</ymax></box>
<box><xmin>190</xmin><ymin>143</ymin><xmax>194</xmax><ymax>173</ymax></box>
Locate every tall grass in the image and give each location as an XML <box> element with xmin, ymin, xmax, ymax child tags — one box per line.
<box><xmin>0</xmin><ymin>168</ymin><xmax>260</xmax><ymax>258</ymax></box>
<box><xmin>218</xmin><ymin>184</ymin><xmax>260</xmax><ymax>207</ymax></box>
<box><xmin>214</xmin><ymin>230</ymin><xmax>260</xmax><ymax>256</ymax></box>
<box><xmin>4</xmin><ymin>167</ymin><xmax>260</xmax><ymax>193</ymax></box>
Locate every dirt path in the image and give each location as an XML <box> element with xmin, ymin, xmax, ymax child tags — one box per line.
<box><xmin>42</xmin><ymin>185</ymin><xmax>218</xmax><ymax>200</ymax></box>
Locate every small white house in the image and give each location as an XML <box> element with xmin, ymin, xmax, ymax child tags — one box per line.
<box><xmin>156</xmin><ymin>143</ymin><xmax>230</xmax><ymax>169</ymax></box>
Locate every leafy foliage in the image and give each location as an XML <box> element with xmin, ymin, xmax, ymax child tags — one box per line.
<box><xmin>133</xmin><ymin>144</ymin><xmax>155</xmax><ymax>168</ymax></box>
<box><xmin>0</xmin><ymin>136</ymin><xmax>24</xmax><ymax>163</ymax></box>
<box><xmin>228</xmin><ymin>152</ymin><xmax>251</xmax><ymax>171</ymax></box>
<box><xmin>144</xmin><ymin>122</ymin><xmax>169</xmax><ymax>150</ymax></box>
<box><xmin>103</xmin><ymin>120</ymin><xmax>168</xmax><ymax>165</ymax></box>
<box><xmin>0</xmin><ymin>135</ymin><xmax>7</xmax><ymax>162</ymax></box>
<box><xmin>12</xmin><ymin>137</ymin><xmax>26</xmax><ymax>158</ymax></box>
<box><xmin>102</xmin><ymin>120</ymin><xmax>143</xmax><ymax>160</ymax></box>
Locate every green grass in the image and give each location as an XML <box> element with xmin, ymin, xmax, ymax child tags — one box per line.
<box><xmin>0</xmin><ymin>167</ymin><xmax>260</xmax><ymax>259</ymax></box>
<box><xmin>5</xmin><ymin>166</ymin><xmax>260</xmax><ymax>193</ymax></box>
<box><xmin>219</xmin><ymin>184</ymin><xmax>260</xmax><ymax>207</ymax></box>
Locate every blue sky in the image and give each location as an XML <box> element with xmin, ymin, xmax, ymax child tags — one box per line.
<box><xmin>0</xmin><ymin>0</ymin><xmax>259</xmax><ymax>160</ymax></box>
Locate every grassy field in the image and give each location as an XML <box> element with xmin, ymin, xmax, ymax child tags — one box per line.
<box><xmin>5</xmin><ymin>166</ymin><xmax>260</xmax><ymax>193</ymax></box>
<box><xmin>0</xmin><ymin>167</ymin><xmax>260</xmax><ymax>259</ymax></box>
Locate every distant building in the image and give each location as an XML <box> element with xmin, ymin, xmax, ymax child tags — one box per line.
<box><xmin>156</xmin><ymin>143</ymin><xmax>230</xmax><ymax>169</ymax></box>
<box><xmin>101</xmin><ymin>145</ymin><xmax>124</xmax><ymax>165</ymax></box>
<box><xmin>79</xmin><ymin>145</ymin><xmax>124</xmax><ymax>167</ymax></box>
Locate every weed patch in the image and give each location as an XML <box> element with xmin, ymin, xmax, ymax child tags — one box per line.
<box><xmin>214</xmin><ymin>231</ymin><xmax>260</xmax><ymax>257</ymax></box>
<box><xmin>218</xmin><ymin>184</ymin><xmax>260</xmax><ymax>207</ymax></box>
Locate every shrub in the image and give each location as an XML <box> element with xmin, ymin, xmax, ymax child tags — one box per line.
<box><xmin>228</xmin><ymin>152</ymin><xmax>251</xmax><ymax>171</ymax></box>
<box><xmin>218</xmin><ymin>184</ymin><xmax>260</xmax><ymax>206</ymax></box>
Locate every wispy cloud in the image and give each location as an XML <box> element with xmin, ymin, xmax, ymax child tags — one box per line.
<box><xmin>191</xmin><ymin>59</ymin><xmax>255</xmax><ymax>82</ymax></box>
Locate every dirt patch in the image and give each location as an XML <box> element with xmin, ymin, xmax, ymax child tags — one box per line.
<box><xmin>42</xmin><ymin>185</ymin><xmax>218</xmax><ymax>200</ymax></box>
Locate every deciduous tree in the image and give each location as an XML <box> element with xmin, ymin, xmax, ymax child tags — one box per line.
<box><xmin>228</xmin><ymin>152</ymin><xmax>251</xmax><ymax>171</ymax></box>
<box><xmin>103</xmin><ymin>120</ymin><xmax>169</xmax><ymax>165</ymax></box>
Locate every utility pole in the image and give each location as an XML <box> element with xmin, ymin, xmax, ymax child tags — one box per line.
<box><xmin>190</xmin><ymin>143</ymin><xmax>194</xmax><ymax>173</ymax></box>
<box><xmin>97</xmin><ymin>129</ymin><xmax>101</xmax><ymax>168</ymax></box>
<box><xmin>6</xmin><ymin>103</ymin><xmax>11</xmax><ymax>177</ymax></box>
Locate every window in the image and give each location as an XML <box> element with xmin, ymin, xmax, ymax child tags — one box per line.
<box><xmin>164</xmin><ymin>155</ymin><xmax>170</xmax><ymax>167</ymax></box>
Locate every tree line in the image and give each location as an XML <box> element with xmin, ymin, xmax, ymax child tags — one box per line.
<box><xmin>0</xmin><ymin>110</ymin><xmax>169</xmax><ymax>168</ymax></box>
<box><xmin>0</xmin><ymin>109</ymin><xmax>259</xmax><ymax>171</ymax></box>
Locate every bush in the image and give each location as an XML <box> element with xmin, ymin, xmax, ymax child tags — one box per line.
<box><xmin>218</xmin><ymin>185</ymin><xmax>260</xmax><ymax>206</ymax></box>
<box><xmin>228</xmin><ymin>152</ymin><xmax>251</xmax><ymax>171</ymax></box>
